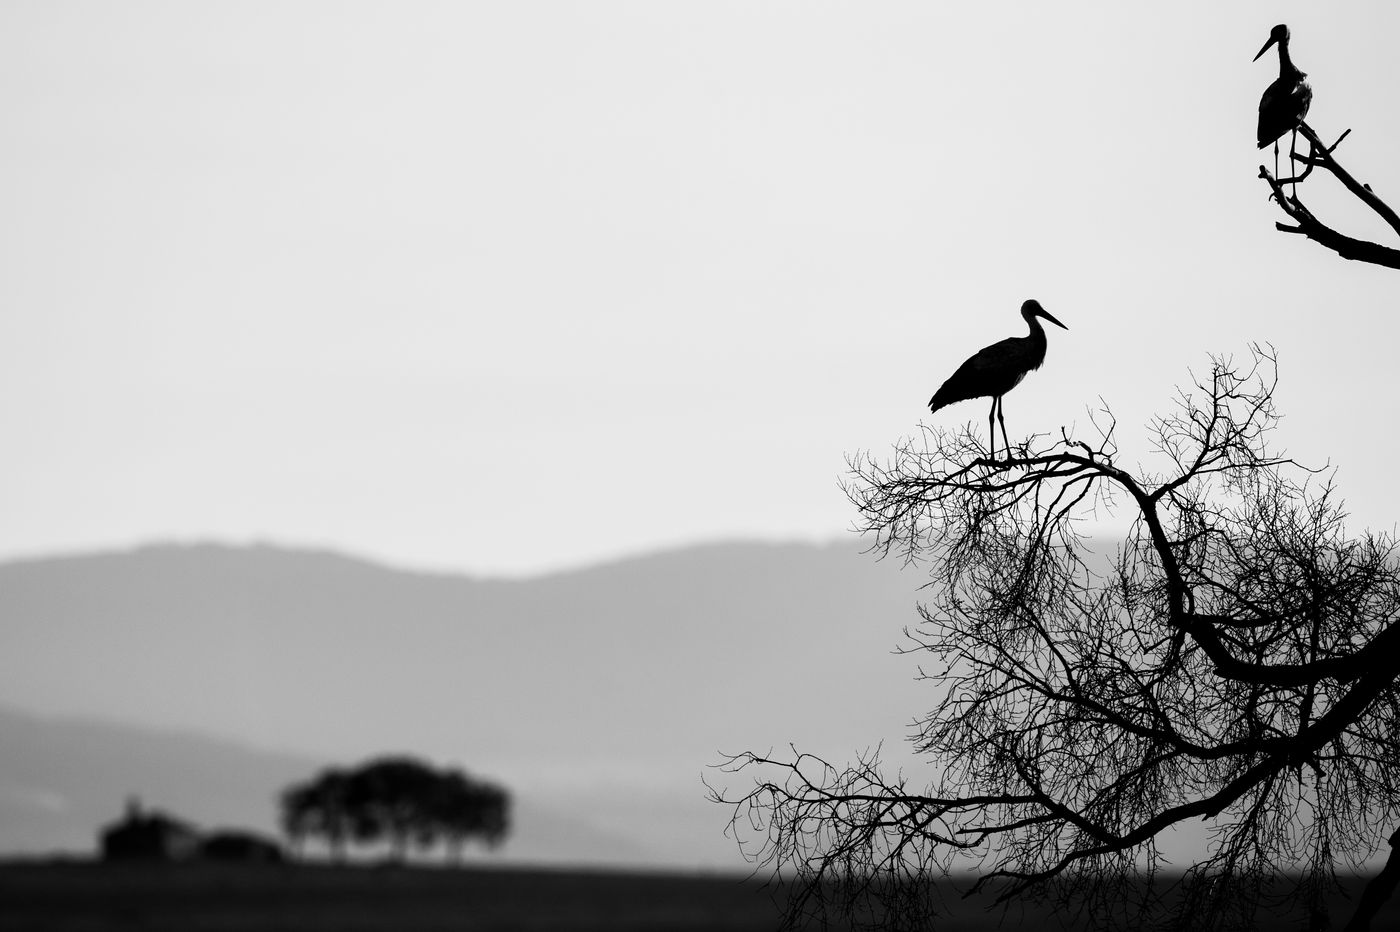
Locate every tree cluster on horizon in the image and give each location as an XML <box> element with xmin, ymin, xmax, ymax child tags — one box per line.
<box><xmin>280</xmin><ymin>756</ymin><xmax>509</xmax><ymax>863</ymax></box>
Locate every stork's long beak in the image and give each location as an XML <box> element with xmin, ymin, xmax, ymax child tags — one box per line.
<box><xmin>1253</xmin><ymin>35</ymin><xmax>1278</xmax><ymax>62</ymax></box>
<box><xmin>1037</xmin><ymin>308</ymin><xmax>1068</xmax><ymax>330</ymax></box>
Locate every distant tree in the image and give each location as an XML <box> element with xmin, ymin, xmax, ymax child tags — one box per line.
<box><xmin>279</xmin><ymin>768</ymin><xmax>353</xmax><ymax>862</ymax></box>
<box><xmin>279</xmin><ymin>757</ymin><xmax>511</xmax><ymax>864</ymax></box>
<box><xmin>477</xmin><ymin>783</ymin><xmax>509</xmax><ymax>850</ymax></box>
<box><xmin>278</xmin><ymin>784</ymin><xmax>311</xmax><ymax>859</ymax></box>
<box><xmin>432</xmin><ymin>769</ymin><xmax>510</xmax><ymax>863</ymax></box>
<box><xmin>715</xmin><ymin>349</ymin><xmax>1400</xmax><ymax>932</ymax></box>
<box><xmin>345</xmin><ymin>756</ymin><xmax>442</xmax><ymax>862</ymax></box>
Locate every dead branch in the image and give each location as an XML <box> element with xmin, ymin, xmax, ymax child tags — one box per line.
<box><xmin>1260</xmin><ymin>122</ymin><xmax>1400</xmax><ymax>269</ymax></box>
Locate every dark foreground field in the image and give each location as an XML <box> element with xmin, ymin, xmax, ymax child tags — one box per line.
<box><xmin>3</xmin><ymin>861</ymin><xmax>1400</xmax><ymax>932</ymax></box>
<box><xmin>1</xmin><ymin>862</ymin><xmax>806</xmax><ymax>932</ymax></box>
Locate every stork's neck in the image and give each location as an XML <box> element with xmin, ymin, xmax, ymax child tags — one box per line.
<box><xmin>1277</xmin><ymin>38</ymin><xmax>1300</xmax><ymax>77</ymax></box>
<box><xmin>1023</xmin><ymin>311</ymin><xmax>1049</xmax><ymax>350</ymax></box>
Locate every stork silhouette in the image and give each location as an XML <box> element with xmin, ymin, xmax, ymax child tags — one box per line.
<box><xmin>928</xmin><ymin>299</ymin><xmax>1068</xmax><ymax>460</ymax></box>
<box><xmin>1254</xmin><ymin>24</ymin><xmax>1312</xmax><ymax>185</ymax></box>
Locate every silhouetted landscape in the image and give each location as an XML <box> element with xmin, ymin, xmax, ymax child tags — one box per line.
<box><xmin>0</xmin><ymin>541</ymin><xmax>930</xmax><ymax>927</ymax></box>
<box><xmin>11</xmin><ymin>4</ymin><xmax>1400</xmax><ymax>928</ymax></box>
<box><xmin>6</xmin><ymin>543</ymin><xmax>1399</xmax><ymax>930</ymax></box>
<box><xmin>0</xmin><ymin>540</ymin><xmax>928</xmax><ymax>868</ymax></box>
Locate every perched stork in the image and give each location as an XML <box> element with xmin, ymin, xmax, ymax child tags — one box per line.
<box><xmin>1254</xmin><ymin>24</ymin><xmax>1312</xmax><ymax>182</ymax></box>
<box><xmin>928</xmin><ymin>299</ymin><xmax>1068</xmax><ymax>460</ymax></box>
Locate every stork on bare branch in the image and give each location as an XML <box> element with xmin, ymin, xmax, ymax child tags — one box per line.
<box><xmin>927</xmin><ymin>299</ymin><xmax>1068</xmax><ymax>461</ymax></box>
<box><xmin>1254</xmin><ymin>24</ymin><xmax>1312</xmax><ymax>188</ymax></box>
<box><xmin>1252</xmin><ymin>25</ymin><xmax>1400</xmax><ymax>271</ymax></box>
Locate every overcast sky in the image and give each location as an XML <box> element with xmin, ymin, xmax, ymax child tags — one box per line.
<box><xmin>4</xmin><ymin>2</ymin><xmax>1399</xmax><ymax>576</ymax></box>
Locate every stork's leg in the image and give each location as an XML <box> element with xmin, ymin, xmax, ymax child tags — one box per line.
<box><xmin>987</xmin><ymin>399</ymin><xmax>998</xmax><ymax>460</ymax></box>
<box><xmin>996</xmin><ymin>397</ymin><xmax>1011</xmax><ymax>458</ymax></box>
<box><xmin>1273</xmin><ymin>138</ymin><xmax>1280</xmax><ymax>185</ymax></box>
<box><xmin>1288</xmin><ymin>128</ymin><xmax>1298</xmax><ymax>197</ymax></box>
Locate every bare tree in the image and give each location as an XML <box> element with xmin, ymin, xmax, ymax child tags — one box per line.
<box><xmin>1261</xmin><ymin>121</ymin><xmax>1400</xmax><ymax>270</ymax></box>
<box><xmin>714</xmin><ymin>348</ymin><xmax>1400</xmax><ymax>931</ymax></box>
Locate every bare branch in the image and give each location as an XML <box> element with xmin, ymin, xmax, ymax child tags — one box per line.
<box><xmin>1296</xmin><ymin>123</ymin><xmax>1400</xmax><ymax>238</ymax></box>
<box><xmin>1259</xmin><ymin>121</ymin><xmax>1400</xmax><ymax>269</ymax></box>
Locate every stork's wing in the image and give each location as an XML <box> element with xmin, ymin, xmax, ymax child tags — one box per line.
<box><xmin>1257</xmin><ymin>76</ymin><xmax>1312</xmax><ymax>148</ymax></box>
<box><xmin>928</xmin><ymin>337</ymin><xmax>1029</xmax><ymax>411</ymax></box>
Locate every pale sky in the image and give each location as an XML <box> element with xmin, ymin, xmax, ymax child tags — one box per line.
<box><xmin>4</xmin><ymin>2</ymin><xmax>1399</xmax><ymax>576</ymax></box>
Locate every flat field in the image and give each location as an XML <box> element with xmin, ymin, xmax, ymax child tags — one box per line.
<box><xmin>2</xmin><ymin>861</ymin><xmax>1399</xmax><ymax>932</ymax></box>
<box><xmin>2</xmin><ymin>862</ymin><xmax>806</xmax><ymax>932</ymax></box>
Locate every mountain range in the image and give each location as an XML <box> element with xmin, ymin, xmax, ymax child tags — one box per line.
<box><xmin>0</xmin><ymin>539</ymin><xmax>933</xmax><ymax>868</ymax></box>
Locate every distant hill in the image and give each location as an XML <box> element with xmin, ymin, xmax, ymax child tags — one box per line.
<box><xmin>0</xmin><ymin>539</ymin><xmax>947</xmax><ymax>867</ymax></box>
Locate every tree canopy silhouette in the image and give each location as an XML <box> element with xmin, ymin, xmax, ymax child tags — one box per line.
<box><xmin>280</xmin><ymin>756</ymin><xmax>509</xmax><ymax>864</ymax></box>
<box><xmin>280</xmin><ymin>767</ymin><xmax>353</xmax><ymax>861</ymax></box>
<box><xmin>715</xmin><ymin>348</ymin><xmax>1400</xmax><ymax>931</ymax></box>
